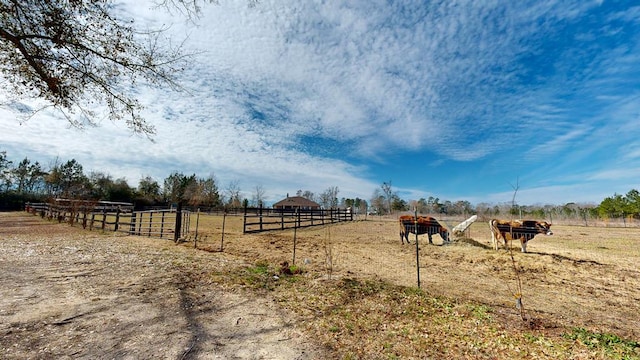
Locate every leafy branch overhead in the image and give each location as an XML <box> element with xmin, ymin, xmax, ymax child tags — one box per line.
<box><xmin>0</xmin><ymin>0</ymin><xmax>199</xmax><ymax>136</ymax></box>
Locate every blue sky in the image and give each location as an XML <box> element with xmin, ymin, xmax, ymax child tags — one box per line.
<box><xmin>1</xmin><ymin>0</ymin><xmax>640</xmax><ymax>206</ymax></box>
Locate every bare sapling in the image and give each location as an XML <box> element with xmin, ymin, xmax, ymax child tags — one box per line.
<box><xmin>509</xmin><ymin>178</ymin><xmax>527</xmax><ymax>321</ymax></box>
<box><xmin>324</xmin><ymin>224</ymin><xmax>335</xmax><ymax>279</ymax></box>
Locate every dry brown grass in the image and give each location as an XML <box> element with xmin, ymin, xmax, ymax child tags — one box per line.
<box><xmin>191</xmin><ymin>213</ymin><xmax>640</xmax><ymax>359</ymax></box>
<box><xmin>3</xmin><ymin>211</ymin><xmax>639</xmax><ymax>359</ymax></box>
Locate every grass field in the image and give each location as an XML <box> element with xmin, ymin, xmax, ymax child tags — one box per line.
<box><xmin>189</xmin><ymin>213</ymin><xmax>640</xmax><ymax>359</ymax></box>
<box><xmin>2</xmin><ymin>211</ymin><xmax>639</xmax><ymax>359</ymax></box>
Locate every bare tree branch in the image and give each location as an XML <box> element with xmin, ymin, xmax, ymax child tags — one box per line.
<box><xmin>0</xmin><ymin>0</ymin><xmax>200</xmax><ymax>136</ymax></box>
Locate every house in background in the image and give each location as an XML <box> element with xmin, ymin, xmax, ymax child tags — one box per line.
<box><xmin>272</xmin><ymin>195</ymin><xmax>321</xmax><ymax>210</ymax></box>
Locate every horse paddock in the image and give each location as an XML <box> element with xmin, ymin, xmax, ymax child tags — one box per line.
<box><xmin>1</xmin><ymin>211</ymin><xmax>639</xmax><ymax>358</ymax></box>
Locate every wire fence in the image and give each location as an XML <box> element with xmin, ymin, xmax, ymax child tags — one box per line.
<box><xmin>184</xmin><ymin>211</ymin><xmax>640</xmax><ymax>289</ymax></box>
<box><xmin>187</xmin><ymin>213</ymin><xmax>477</xmax><ymax>288</ymax></box>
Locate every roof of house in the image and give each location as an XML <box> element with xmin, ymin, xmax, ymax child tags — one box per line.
<box><xmin>272</xmin><ymin>196</ymin><xmax>321</xmax><ymax>208</ymax></box>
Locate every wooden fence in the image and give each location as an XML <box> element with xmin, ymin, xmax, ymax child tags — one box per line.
<box><xmin>243</xmin><ymin>206</ymin><xmax>353</xmax><ymax>233</ymax></box>
<box><xmin>25</xmin><ymin>202</ymin><xmax>190</xmax><ymax>239</ymax></box>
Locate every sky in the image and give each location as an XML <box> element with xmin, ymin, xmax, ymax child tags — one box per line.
<box><xmin>1</xmin><ymin>0</ymin><xmax>640</xmax><ymax>207</ymax></box>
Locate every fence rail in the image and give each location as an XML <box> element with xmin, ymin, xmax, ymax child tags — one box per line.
<box><xmin>243</xmin><ymin>206</ymin><xmax>353</xmax><ymax>233</ymax></box>
<box><xmin>130</xmin><ymin>209</ymin><xmax>190</xmax><ymax>239</ymax></box>
<box><xmin>25</xmin><ymin>202</ymin><xmax>190</xmax><ymax>239</ymax></box>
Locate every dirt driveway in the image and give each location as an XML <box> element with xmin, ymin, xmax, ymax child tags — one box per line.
<box><xmin>0</xmin><ymin>212</ymin><xmax>327</xmax><ymax>359</ymax></box>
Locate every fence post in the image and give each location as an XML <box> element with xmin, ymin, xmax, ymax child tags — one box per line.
<box><xmin>281</xmin><ymin>209</ymin><xmax>284</xmax><ymax>230</ymax></box>
<box><xmin>149</xmin><ymin>212</ymin><xmax>154</xmax><ymax>237</ymax></box>
<box><xmin>221</xmin><ymin>212</ymin><xmax>227</xmax><ymax>251</ymax></box>
<box><xmin>174</xmin><ymin>203</ymin><xmax>182</xmax><ymax>242</ymax></box>
<box><xmin>101</xmin><ymin>207</ymin><xmax>106</xmax><ymax>230</ymax></box>
<box><xmin>414</xmin><ymin>209</ymin><xmax>421</xmax><ymax>289</ymax></box>
<box><xmin>114</xmin><ymin>207</ymin><xmax>121</xmax><ymax>232</ymax></box>
<box><xmin>243</xmin><ymin>203</ymin><xmax>247</xmax><ymax>234</ymax></box>
<box><xmin>259</xmin><ymin>204</ymin><xmax>263</xmax><ymax>232</ymax></box>
<box><xmin>293</xmin><ymin>208</ymin><xmax>298</xmax><ymax>265</ymax></box>
<box><xmin>160</xmin><ymin>211</ymin><xmax>165</xmax><ymax>238</ymax></box>
<box><xmin>195</xmin><ymin>208</ymin><xmax>200</xmax><ymax>241</ymax></box>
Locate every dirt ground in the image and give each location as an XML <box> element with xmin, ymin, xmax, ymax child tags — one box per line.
<box><xmin>0</xmin><ymin>212</ymin><xmax>329</xmax><ymax>359</ymax></box>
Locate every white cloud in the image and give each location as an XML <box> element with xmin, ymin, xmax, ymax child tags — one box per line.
<box><xmin>2</xmin><ymin>0</ymin><xmax>640</xmax><ymax>206</ymax></box>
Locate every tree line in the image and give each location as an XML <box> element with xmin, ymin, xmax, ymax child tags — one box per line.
<box><xmin>2</xmin><ymin>150</ymin><xmax>639</xmax><ymax>223</ymax></box>
<box><xmin>368</xmin><ymin>180</ymin><xmax>640</xmax><ymax>223</ymax></box>
<box><xmin>0</xmin><ymin>150</ymin><xmax>355</xmax><ymax>212</ymax></box>
<box><xmin>0</xmin><ymin>150</ymin><xmax>243</xmax><ymax>211</ymax></box>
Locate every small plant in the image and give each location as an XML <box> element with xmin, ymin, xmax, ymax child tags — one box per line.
<box><xmin>242</xmin><ymin>260</ymin><xmax>277</xmax><ymax>290</ymax></box>
<box><xmin>279</xmin><ymin>261</ymin><xmax>303</xmax><ymax>275</ymax></box>
<box><xmin>248</xmin><ymin>260</ymin><xmax>270</xmax><ymax>275</ymax></box>
<box><xmin>403</xmin><ymin>287</ymin><xmax>424</xmax><ymax>297</ymax></box>
<box><xmin>468</xmin><ymin>304</ymin><xmax>492</xmax><ymax>321</ymax></box>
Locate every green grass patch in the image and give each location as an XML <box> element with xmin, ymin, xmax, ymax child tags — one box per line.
<box><xmin>564</xmin><ymin>327</ymin><xmax>640</xmax><ymax>359</ymax></box>
<box><xmin>219</xmin><ymin>259</ymin><xmax>307</xmax><ymax>291</ymax></box>
<box><xmin>247</xmin><ymin>259</ymin><xmax>271</xmax><ymax>275</ymax></box>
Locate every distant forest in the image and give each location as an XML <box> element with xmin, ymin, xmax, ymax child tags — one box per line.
<box><xmin>1</xmin><ymin>151</ymin><xmax>639</xmax><ymax>224</ymax></box>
